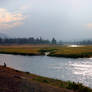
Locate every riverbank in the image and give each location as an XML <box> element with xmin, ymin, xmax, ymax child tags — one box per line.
<box><xmin>0</xmin><ymin>45</ymin><xmax>92</xmax><ymax>58</ymax></box>
<box><xmin>0</xmin><ymin>65</ymin><xmax>91</xmax><ymax>92</ymax></box>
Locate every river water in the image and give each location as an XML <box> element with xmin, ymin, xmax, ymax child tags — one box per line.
<box><xmin>0</xmin><ymin>54</ymin><xmax>92</xmax><ymax>88</ymax></box>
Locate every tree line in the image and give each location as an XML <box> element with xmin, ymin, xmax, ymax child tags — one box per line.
<box><xmin>0</xmin><ymin>37</ymin><xmax>92</xmax><ymax>45</ymax></box>
<box><xmin>76</xmin><ymin>40</ymin><xmax>92</xmax><ymax>45</ymax></box>
<box><xmin>0</xmin><ymin>37</ymin><xmax>57</xmax><ymax>45</ymax></box>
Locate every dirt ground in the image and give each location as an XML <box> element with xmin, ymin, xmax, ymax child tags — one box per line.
<box><xmin>0</xmin><ymin>66</ymin><xmax>74</xmax><ymax>92</ymax></box>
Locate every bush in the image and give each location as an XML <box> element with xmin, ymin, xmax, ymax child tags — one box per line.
<box><xmin>66</xmin><ymin>81</ymin><xmax>92</xmax><ymax>92</ymax></box>
<box><xmin>43</xmin><ymin>79</ymin><xmax>49</xmax><ymax>83</ymax></box>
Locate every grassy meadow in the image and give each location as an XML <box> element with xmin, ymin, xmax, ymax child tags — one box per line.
<box><xmin>0</xmin><ymin>45</ymin><xmax>48</xmax><ymax>55</ymax></box>
<box><xmin>0</xmin><ymin>45</ymin><xmax>92</xmax><ymax>58</ymax></box>
<box><xmin>48</xmin><ymin>45</ymin><xmax>92</xmax><ymax>58</ymax></box>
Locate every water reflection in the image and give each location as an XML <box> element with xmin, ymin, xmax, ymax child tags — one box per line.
<box><xmin>70</xmin><ymin>61</ymin><xmax>92</xmax><ymax>77</ymax></box>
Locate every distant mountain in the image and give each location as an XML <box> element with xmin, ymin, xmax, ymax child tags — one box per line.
<box><xmin>0</xmin><ymin>33</ymin><xmax>8</xmax><ymax>39</ymax></box>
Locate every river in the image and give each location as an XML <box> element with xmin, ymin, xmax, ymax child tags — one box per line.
<box><xmin>0</xmin><ymin>54</ymin><xmax>92</xmax><ymax>88</ymax></box>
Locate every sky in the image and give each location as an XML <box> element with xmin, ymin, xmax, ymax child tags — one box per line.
<box><xmin>0</xmin><ymin>0</ymin><xmax>92</xmax><ymax>41</ymax></box>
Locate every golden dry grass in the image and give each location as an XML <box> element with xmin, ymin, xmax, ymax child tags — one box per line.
<box><xmin>0</xmin><ymin>45</ymin><xmax>92</xmax><ymax>58</ymax></box>
<box><xmin>49</xmin><ymin>45</ymin><xmax>92</xmax><ymax>58</ymax></box>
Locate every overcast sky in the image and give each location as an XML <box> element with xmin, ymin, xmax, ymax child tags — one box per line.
<box><xmin>0</xmin><ymin>0</ymin><xmax>92</xmax><ymax>41</ymax></box>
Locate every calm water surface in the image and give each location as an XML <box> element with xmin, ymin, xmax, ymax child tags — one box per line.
<box><xmin>0</xmin><ymin>54</ymin><xmax>92</xmax><ymax>88</ymax></box>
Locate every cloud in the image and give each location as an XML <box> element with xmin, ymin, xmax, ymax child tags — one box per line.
<box><xmin>0</xmin><ymin>22</ymin><xmax>23</xmax><ymax>29</ymax></box>
<box><xmin>20</xmin><ymin>5</ymin><xmax>30</xmax><ymax>10</ymax></box>
<box><xmin>86</xmin><ymin>23</ymin><xmax>92</xmax><ymax>29</ymax></box>
<box><xmin>0</xmin><ymin>8</ymin><xmax>25</xmax><ymax>30</ymax></box>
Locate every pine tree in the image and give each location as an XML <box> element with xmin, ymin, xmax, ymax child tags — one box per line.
<box><xmin>52</xmin><ymin>38</ymin><xmax>56</xmax><ymax>44</ymax></box>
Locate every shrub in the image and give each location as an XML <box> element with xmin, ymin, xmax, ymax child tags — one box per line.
<box><xmin>66</xmin><ymin>81</ymin><xmax>92</xmax><ymax>92</ymax></box>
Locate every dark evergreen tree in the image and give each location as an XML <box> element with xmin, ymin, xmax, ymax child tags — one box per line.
<box><xmin>51</xmin><ymin>38</ymin><xmax>56</xmax><ymax>44</ymax></box>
